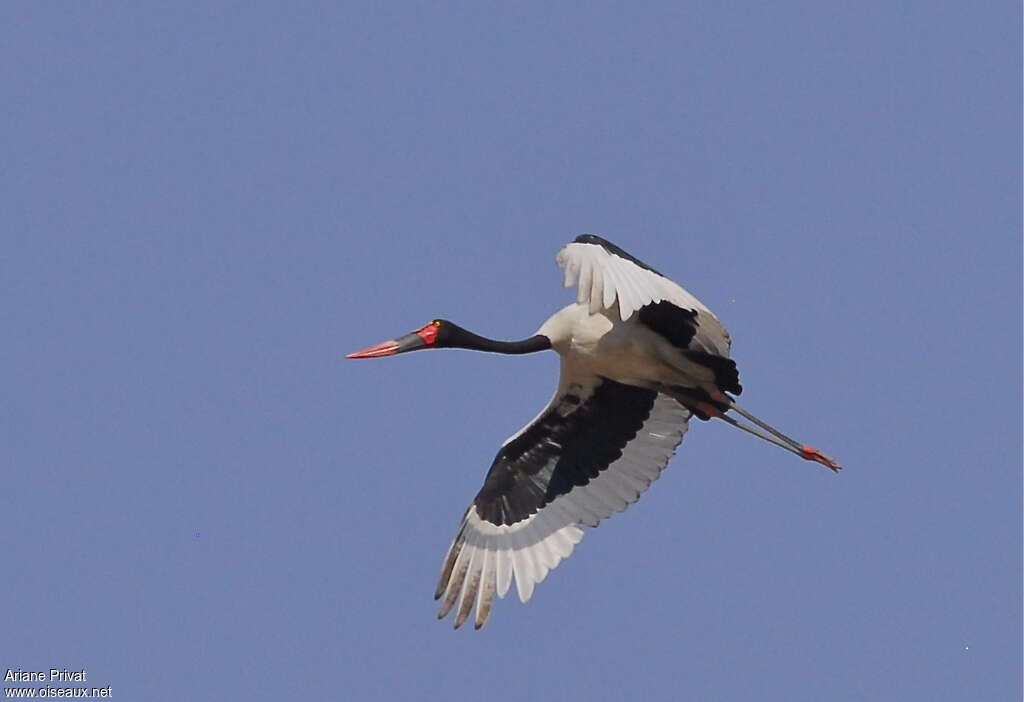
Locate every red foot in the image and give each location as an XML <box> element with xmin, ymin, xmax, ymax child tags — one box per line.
<box><xmin>801</xmin><ymin>446</ymin><xmax>841</xmax><ymax>472</ymax></box>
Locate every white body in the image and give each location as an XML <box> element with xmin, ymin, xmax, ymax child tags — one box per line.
<box><xmin>537</xmin><ymin>303</ymin><xmax>720</xmax><ymax>392</ymax></box>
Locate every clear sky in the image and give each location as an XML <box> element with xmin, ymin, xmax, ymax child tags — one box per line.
<box><xmin>4</xmin><ymin>3</ymin><xmax>1020</xmax><ymax>701</ymax></box>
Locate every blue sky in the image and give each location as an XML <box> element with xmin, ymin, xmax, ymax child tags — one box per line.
<box><xmin>4</xmin><ymin>3</ymin><xmax>1020</xmax><ymax>700</ymax></box>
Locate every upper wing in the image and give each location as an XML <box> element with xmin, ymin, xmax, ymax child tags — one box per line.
<box><xmin>434</xmin><ymin>371</ymin><xmax>692</xmax><ymax>629</ymax></box>
<box><xmin>556</xmin><ymin>235</ymin><xmax>732</xmax><ymax>355</ymax></box>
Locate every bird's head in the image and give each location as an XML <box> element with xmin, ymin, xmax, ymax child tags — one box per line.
<box><xmin>346</xmin><ymin>319</ymin><xmax>458</xmax><ymax>358</ymax></box>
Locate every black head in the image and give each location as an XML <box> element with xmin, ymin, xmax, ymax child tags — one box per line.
<box><xmin>346</xmin><ymin>319</ymin><xmax>472</xmax><ymax>358</ymax></box>
<box><xmin>347</xmin><ymin>318</ymin><xmax>550</xmax><ymax>358</ymax></box>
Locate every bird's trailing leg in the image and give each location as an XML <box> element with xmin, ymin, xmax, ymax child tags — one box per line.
<box><xmin>716</xmin><ymin>413</ymin><xmax>841</xmax><ymax>472</ymax></box>
<box><xmin>692</xmin><ymin>385</ymin><xmax>841</xmax><ymax>473</ymax></box>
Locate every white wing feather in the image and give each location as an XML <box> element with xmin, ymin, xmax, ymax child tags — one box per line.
<box><xmin>555</xmin><ymin>239</ymin><xmax>731</xmax><ymax>354</ymax></box>
<box><xmin>435</xmin><ymin>393</ymin><xmax>691</xmax><ymax>629</ymax></box>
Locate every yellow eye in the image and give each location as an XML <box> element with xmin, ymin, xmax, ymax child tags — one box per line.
<box><xmin>432</xmin><ymin>320</ymin><xmax>441</xmax><ymax>327</ymax></box>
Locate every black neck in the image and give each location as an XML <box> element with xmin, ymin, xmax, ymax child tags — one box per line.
<box><xmin>447</xmin><ymin>327</ymin><xmax>551</xmax><ymax>355</ymax></box>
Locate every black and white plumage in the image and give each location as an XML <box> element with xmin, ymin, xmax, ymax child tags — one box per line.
<box><xmin>434</xmin><ymin>383</ymin><xmax>690</xmax><ymax>629</ymax></box>
<box><xmin>348</xmin><ymin>235</ymin><xmax>841</xmax><ymax>630</ymax></box>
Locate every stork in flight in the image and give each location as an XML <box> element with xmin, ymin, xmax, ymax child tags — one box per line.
<box><xmin>348</xmin><ymin>235</ymin><xmax>840</xmax><ymax>630</ymax></box>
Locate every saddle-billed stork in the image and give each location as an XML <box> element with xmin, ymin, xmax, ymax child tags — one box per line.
<box><xmin>348</xmin><ymin>235</ymin><xmax>840</xmax><ymax>630</ymax></box>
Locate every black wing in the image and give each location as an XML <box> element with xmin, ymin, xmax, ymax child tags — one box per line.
<box><xmin>435</xmin><ymin>376</ymin><xmax>692</xmax><ymax>629</ymax></box>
